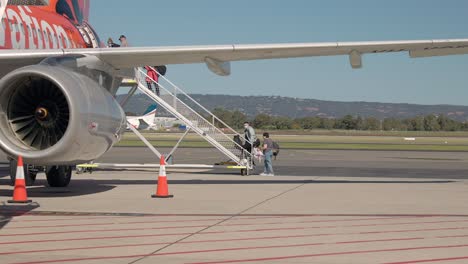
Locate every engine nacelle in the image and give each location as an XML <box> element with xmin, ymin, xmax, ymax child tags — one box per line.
<box><xmin>0</xmin><ymin>62</ymin><xmax>126</xmax><ymax>165</ymax></box>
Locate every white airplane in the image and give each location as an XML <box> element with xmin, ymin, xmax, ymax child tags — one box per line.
<box><xmin>126</xmin><ymin>104</ymin><xmax>158</xmax><ymax>130</ymax></box>
<box><xmin>0</xmin><ymin>0</ymin><xmax>467</xmax><ymax>187</ymax></box>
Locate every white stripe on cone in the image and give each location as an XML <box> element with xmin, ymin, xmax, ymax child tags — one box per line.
<box><xmin>16</xmin><ymin>164</ymin><xmax>25</xmax><ymax>180</ymax></box>
<box><xmin>159</xmin><ymin>165</ymin><xmax>166</xmax><ymax>177</ymax></box>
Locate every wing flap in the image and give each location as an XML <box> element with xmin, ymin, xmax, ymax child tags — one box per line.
<box><xmin>0</xmin><ymin>39</ymin><xmax>467</xmax><ymax>73</ymax></box>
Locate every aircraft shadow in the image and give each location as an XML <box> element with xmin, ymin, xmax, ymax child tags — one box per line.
<box><xmin>0</xmin><ymin>179</ymin><xmax>116</xmax><ymax>198</ymax></box>
<box><xmin>0</xmin><ymin>168</ymin><xmax>9</xmax><ymax>179</ymax></box>
<box><xmin>0</xmin><ymin>202</ymin><xmax>40</xmax><ymax>230</ymax></box>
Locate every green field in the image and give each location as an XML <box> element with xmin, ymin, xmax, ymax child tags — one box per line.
<box><xmin>117</xmin><ymin>130</ymin><xmax>468</xmax><ymax>151</ymax></box>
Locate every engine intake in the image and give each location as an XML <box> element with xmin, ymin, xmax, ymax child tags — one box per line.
<box><xmin>0</xmin><ymin>63</ymin><xmax>126</xmax><ymax>165</ymax></box>
<box><xmin>8</xmin><ymin>76</ymin><xmax>70</xmax><ymax>150</ymax></box>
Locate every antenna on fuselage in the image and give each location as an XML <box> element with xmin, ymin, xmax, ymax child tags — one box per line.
<box><xmin>7</xmin><ymin>0</ymin><xmax>49</xmax><ymax>5</ymax></box>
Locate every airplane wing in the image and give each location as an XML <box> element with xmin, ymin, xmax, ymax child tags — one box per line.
<box><xmin>1</xmin><ymin>39</ymin><xmax>467</xmax><ymax>75</ymax></box>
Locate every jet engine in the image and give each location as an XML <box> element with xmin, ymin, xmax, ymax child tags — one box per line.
<box><xmin>0</xmin><ymin>59</ymin><xmax>126</xmax><ymax>165</ymax></box>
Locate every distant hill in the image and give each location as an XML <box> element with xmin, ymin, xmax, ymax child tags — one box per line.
<box><xmin>117</xmin><ymin>94</ymin><xmax>468</xmax><ymax>121</ymax></box>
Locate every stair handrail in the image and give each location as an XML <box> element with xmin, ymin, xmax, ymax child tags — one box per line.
<box><xmin>135</xmin><ymin>67</ymin><xmax>250</xmax><ymax>161</ymax></box>
<box><xmin>147</xmin><ymin>66</ymin><xmax>252</xmax><ymax>146</ymax></box>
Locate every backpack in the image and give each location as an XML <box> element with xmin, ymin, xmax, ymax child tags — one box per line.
<box><xmin>155</xmin><ymin>65</ymin><xmax>167</xmax><ymax>75</ymax></box>
<box><xmin>253</xmin><ymin>138</ymin><xmax>261</xmax><ymax>148</ymax></box>
<box><xmin>233</xmin><ymin>135</ymin><xmax>243</xmax><ymax>150</ymax></box>
<box><xmin>272</xmin><ymin>141</ymin><xmax>280</xmax><ymax>159</ymax></box>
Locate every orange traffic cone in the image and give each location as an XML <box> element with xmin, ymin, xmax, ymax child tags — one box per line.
<box><xmin>8</xmin><ymin>156</ymin><xmax>32</xmax><ymax>204</ymax></box>
<box><xmin>152</xmin><ymin>155</ymin><xmax>174</xmax><ymax>198</ymax></box>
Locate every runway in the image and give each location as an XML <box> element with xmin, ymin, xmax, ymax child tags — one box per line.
<box><xmin>1</xmin><ymin>148</ymin><xmax>468</xmax><ymax>263</ymax></box>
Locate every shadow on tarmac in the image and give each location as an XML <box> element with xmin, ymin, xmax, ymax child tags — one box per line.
<box><xmin>0</xmin><ymin>202</ymin><xmax>40</xmax><ymax>230</ymax></box>
<box><xmin>0</xmin><ymin>179</ymin><xmax>116</xmax><ymax>198</ymax></box>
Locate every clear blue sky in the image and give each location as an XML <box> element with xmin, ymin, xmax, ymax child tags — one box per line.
<box><xmin>90</xmin><ymin>0</ymin><xmax>468</xmax><ymax>105</ymax></box>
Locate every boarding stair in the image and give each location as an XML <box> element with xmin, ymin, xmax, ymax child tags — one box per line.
<box><xmin>133</xmin><ymin>67</ymin><xmax>253</xmax><ymax>171</ymax></box>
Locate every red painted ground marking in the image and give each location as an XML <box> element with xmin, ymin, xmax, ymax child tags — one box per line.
<box><xmin>348</xmin><ymin>219</ymin><xmax>468</xmax><ymax>228</ymax></box>
<box><xmin>437</xmin><ymin>234</ymin><xmax>468</xmax><ymax>239</ymax></box>
<box><xmin>187</xmin><ymin>245</ymin><xmax>468</xmax><ymax>264</ymax></box>
<box><xmin>2</xmin><ymin>223</ymin><xmax>468</xmax><ymax>246</ymax></box>
<box><xmin>0</xmin><ymin>233</ymin><xmax>422</xmax><ymax>256</ymax></box>
<box><xmin>0</xmin><ymin>232</ymin><xmax>194</xmax><ymax>245</ymax></box>
<box><xmin>220</xmin><ymin>217</ymin><xmax>420</xmax><ymax>227</ymax></box>
<box><xmin>5</xmin><ymin>216</ymin><xmax>413</xmax><ymax>230</ymax></box>
<box><xmin>10</xmin><ymin>216</ymin><xmax>134</xmax><ymax>223</ymax></box>
<box><xmin>4</xmin><ymin>216</ymin><xmax>314</xmax><ymax>229</ymax></box>
<box><xmin>0</xmin><ymin>224</ymin><xmax>210</xmax><ymax>237</ymax></box>
<box><xmin>9</xmin><ymin>215</ymin><xmax>278</xmax><ymax>223</ymax></box>
<box><xmin>221</xmin><ymin>219</ymin><xmax>468</xmax><ymax>230</ymax></box>
<box><xmin>11</xmin><ymin>242</ymin><xmax>468</xmax><ymax>264</ymax></box>
<box><xmin>384</xmin><ymin>256</ymin><xmax>468</xmax><ymax>263</ymax></box>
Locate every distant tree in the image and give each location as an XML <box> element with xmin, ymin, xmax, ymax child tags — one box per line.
<box><xmin>424</xmin><ymin>115</ymin><xmax>441</xmax><ymax>131</ymax></box>
<box><xmin>231</xmin><ymin>111</ymin><xmax>247</xmax><ymax>129</ymax></box>
<box><xmin>212</xmin><ymin>108</ymin><xmax>233</xmax><ymax>128</ymax></box>
<box><xmin>404</xmin><ymin>116</ymin><xmax>425</xmax><ymax>131</ymax></box>
<box><xmin>272</xmin><ymin>117</ymin><xmax>293</xmax><ymax>130</ymax></box>
<box><xmin>291</xmin><ymin>121</ymin><xmax>302</xmax><ymax>130</ymax></box>
<box><xmin>355</xmin><ymin>116</ymin><xmax>364</xmax><ymax>130</ymax></box>
<box><xmin>296</xmin><ymin>117</ymin><xmax>321</xmax><ymax>129</ymax></box>
<box><xmin>382</xmin><ymin>118</ymin><xmax>403</xmax><ymax>131</ymax></box>
<box><xmin>253</xmin><ymin>114</ymin><xmax>272</xmax><ymax>129</ymax></box>
<box><xmin>364</xmin><ymin>117</ymin><xmax>380</xmax><ymax>130</ymax></box>
<box><xmin>321</xmin><ymin>118</ymin><xmax>335</xmax><ymax>130</ymax></box>
<box><xmin>437</xmin><ymin>115</ymin><xmax>462</xmax><ymax>131</ymax></box>
<box><xmin>336</xmin><ymin>115</ymin><xmax>356</xmax><ymax>130</ymax></box>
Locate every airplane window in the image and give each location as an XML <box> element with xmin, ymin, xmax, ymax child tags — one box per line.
<box><xmin>26</xmin><ymin>25</ymin><xmax>31</xmax><ymax>37</ymax></box>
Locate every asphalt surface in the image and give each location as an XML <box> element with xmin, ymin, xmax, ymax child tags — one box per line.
<box><xmin>100</xmin><ymin>147</ymin><xmax>468</xmax><ymax>179</ymax></box>
<box><xmin>1</xmin><ymin>147</ymin><xmax>468</xmax><ymax>264</ymax></box>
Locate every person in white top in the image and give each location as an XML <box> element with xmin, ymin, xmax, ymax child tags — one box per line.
<box><xmin>119</xmin><ymin>35</ymin><xmax>129</xmax><ymax>47</ymax></box>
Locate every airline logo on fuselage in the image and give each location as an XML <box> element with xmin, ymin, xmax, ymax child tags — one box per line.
<box><xmin>1</xmin><ymin>6</ymin><xmax>81</xmax><ymax>49</ymax></box>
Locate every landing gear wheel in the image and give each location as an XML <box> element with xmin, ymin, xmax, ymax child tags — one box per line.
<box><xmin>46</xmin><ymin>166</ymin><xmax>72</xmax><ymax>187</ymax></box>
<box><xmin>240</xmin><ymin>169</ymin><xmax>249</xmax><ymax>176</ymax></box>
<box><xmin>9</xmin><ymin>159</ymin><xmax>37</xmax><ymax>186</ymax></box>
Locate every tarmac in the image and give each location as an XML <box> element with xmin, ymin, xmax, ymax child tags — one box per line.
<box><xmin>0</xmin><ymin>148</ymin><xmax>468</xmax><ymax>263</ymax></box>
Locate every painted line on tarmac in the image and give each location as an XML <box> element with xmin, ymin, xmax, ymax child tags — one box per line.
<box><xmin>5</xmin><ymin>218</ymin><xmax>468</xmax><ymax>238</ymax></box>
<box><xmin>4</xmin><ymin>216</ymin><xmax>423</xmax><ymax>230</ymax></box>
<box><xmin>384</xmin><ymin>256</ymin><xmax>468</xmax><ymax>264</ymax></box>
<box><xmin>0</xmin><ymin>224</ymin><xmax>211</xmax><ymax>237</ymax></box>
<box><xmin>5</xmin><ymin>229</ymin><xmax>468</xmax><ymax>257</ymax></box>
<box><xmin>11</xmin><ymin>214</ymin><xmax>365</xmax><ymax>224</ymax></box>
<box><xmin>10</xmin><ymin>242</ymin><xmax>468</xmax><ymax>264</ymax></box>
<box><xmin>0</xmin><ymin>236</ymin><xmax>422</xmax><ymax>256</ymax></box>
<box><xmin>185</xmin><ymin>244</ymin><xmax>468</xmax><ymax>264</ymax></box>
<box><xmin>12</xmin><ymin>211</ymin><xmax>468</xmax><ymax>218</ymax></box>
<box><xmin>128</xmin><ymin>181</ymin><xmax>311</xmax><ymax>264</ymax></box>
<box><xmin>3</xmin><ymin>222</ymin><xmax>468</xmax><ymax>246</ymax></box>
<box><xmin>437</xmin><ymin>234</ymin><xmax>468</xmax><ymax>239</ymax></box>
